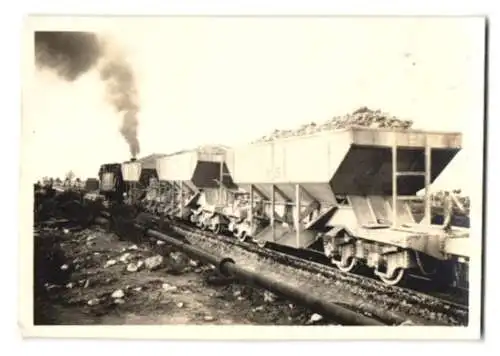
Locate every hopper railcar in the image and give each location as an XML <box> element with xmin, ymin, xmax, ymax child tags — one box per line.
<box><xmin>226</xmin><ymin>126</ymin><xmax>470</xmax><ymax>287</ymax></box>
<box><xmin>154</xmin><ymin>146</ymin><xmax>243</xmax><ymax>234</ymax></box>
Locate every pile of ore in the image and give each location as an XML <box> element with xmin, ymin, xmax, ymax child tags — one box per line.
<box><xmin>253</xmin><ymin>107</ymin><xmax>414</xmax><ymax>143</ymax></box>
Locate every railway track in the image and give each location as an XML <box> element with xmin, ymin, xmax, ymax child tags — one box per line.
<box><xmin>147</xmin><ymin>216</ymin><xmax>468</xmax><ymax>325</ymax></box>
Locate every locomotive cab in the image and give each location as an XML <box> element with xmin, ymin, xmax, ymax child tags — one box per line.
<box><xmin>98</xmin><ymin>163</ymin><xmax>125</xmax><ymax>203</ymax></box>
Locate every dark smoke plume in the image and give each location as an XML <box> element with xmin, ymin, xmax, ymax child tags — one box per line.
<box><xmin>34</xmin><ymin>31</ymin><xmax>141</xmax><ymax>157</ymax></box>
<box><xmin>99</xmin><ymin>50</ymin><xmax>140</xmax><ymax>158</ymax></box>
<box><xmin>34</xmin><ymin>31</ymin><xmax>101</xmax><ymax>81</ymax></box>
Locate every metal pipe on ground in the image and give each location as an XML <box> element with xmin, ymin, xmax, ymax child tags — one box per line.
<box><xmin>93</xmin><ymin>215</ymin><xmax>384</xmax><ymax>326</ymax></box>
<box><xmin>142</xmin><ymin>227</ymin><xmax>385</xmax><ymax>326</ymax></box>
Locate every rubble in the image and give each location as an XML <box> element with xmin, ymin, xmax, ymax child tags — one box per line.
<box><xmin>111</xmin><ymin>289</ymin><xmax>125</xmax><ymax>299</ymax></box>
<box><xmin>263</xmin><ymin>291</ymin><xmax>277</xmax><ymax>303</ymax></box>
<box><xmin>307</xmin><ymin>313</ymin><xmax>324</xmax><ymax>324</ymax></box>
<box><xmin>144</xmin><ymin>255</ymin><xmax>164</xmax><ymax>271</ymax></box>
<box><xmin>203</xmin><ymin>315</ymin><xmax>215</xmax><ymax>322</ymax></box>
<box><xmin>104</xmin><ymin>259</ymin><xmax>117</xmax><ymax>268</ymax></box>
<box><xmin>33</xmin><ymin>208</ymin><xmax>352</xmax><ymax>326</ymax></box>
<box><xmin>126</xmin><ymin>262</ymin><xmax>141</xmax><ymax>272</ymax></box>
<box><xmin>162</xmin><ymin>283</ymin><xmax>178</xmax><ymax>292</ymax></box>
<box><xmin>87</xmin><ymin>298</ymin><xmax>100</xmax><ymax>306</ymax></box>
<box><xmin>119</xmin><ymin>253</ymin><xmax>132</xmax><ymax>263</ymax></box>
<box><xmin>253</xmin><ymin>107</ymin><xmax>414</xmax><ymax>143</ymax></box>
<box><xmin>165</xmin><ymin>252</ymin><xmax>189</xmax><ymax>274</ymax></box>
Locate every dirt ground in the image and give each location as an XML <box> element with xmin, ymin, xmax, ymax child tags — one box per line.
<box><xmin>175</xmin><ymin>227</ymin><xmax>467</xmax><ymax>326</ymax></box>
<box><xmin>34</xmin><ymin>223</ymin><xmax>326</xmax><ymax>326</ymax></box>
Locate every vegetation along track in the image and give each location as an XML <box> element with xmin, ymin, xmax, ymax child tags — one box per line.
<box><xmin>150</xmin><ymin>216</ymin><xmax>468</xmax><ymax>326</ymax></box>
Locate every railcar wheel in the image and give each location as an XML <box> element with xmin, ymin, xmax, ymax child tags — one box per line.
<box><xmin>213</xmin><ymin>223</ymin><xmax>222</xmax><ymax>234</ymax></box>
<box><xmin>378</xmin><ymin>268</ymin><xmax>405</xmax><ymax>286</ymax></box>
<box><xmin>237</xmin><ymin>231</ymin><xmax>247</xmax><ymax>242</ymax></box>
<box><xmin>334</xmin><ymin>257</ymin><xmax>360</xmax><ymax>273</ymax></box>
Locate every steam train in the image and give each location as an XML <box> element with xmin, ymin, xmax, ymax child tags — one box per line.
<box><xmin>94</xmin><ymin>127</ymin><xmax>470</xmax><ymax>289</ymax></box>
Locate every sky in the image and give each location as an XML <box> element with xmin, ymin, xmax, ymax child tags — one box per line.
<box><xmin>22</xmin><ymin>16</ymin><xmax>485</xmax><ymax>195</ymax></box>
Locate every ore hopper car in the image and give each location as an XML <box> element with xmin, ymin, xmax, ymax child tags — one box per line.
<box><xmin>227</xmin><ymin>126</ymin><xmax>470</xmax><ymax>287</ymax></box>
<box><xmin>156</xmin><ymin>145</ymin><xmax>239</xmax><ymax>233</ymax></box>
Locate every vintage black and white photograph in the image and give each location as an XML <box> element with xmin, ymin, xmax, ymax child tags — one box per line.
<box><xmin>20</xmin><ymin>15</ymin><xmax>485</xmax><ymax>339</ymax></box>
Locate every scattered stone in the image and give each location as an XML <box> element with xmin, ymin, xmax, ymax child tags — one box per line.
<box><xmin>126</xmin><ymin>262</ymin><xmax>139</xmax><ymax>273</ymax></box>
<box><xmin>162</xmin><ymin>283</ymin><xmax>178</xmax><ymax>292</ymax></box>
<box><xmin>44</xmin><ymin>283</ymin><xmax>58</xmax><ymax>291</ymax></box>
<box><xmin>83</xmin><ymin>279</ymin><xmax>90</xmax><ymax>288</ymax></box>
<box><xmin>144</xmin><ymin>255</ymin><xmax>164</xmax><ymax>271</ymax></box>
<box><xmin>86</xmin><ymin>234</ymin><xmax>97</xmax><ymax>242</ymax></box>
<box><xmin>401</xmin><ymin>320</ymin><xmax>416</xmax><ymax>326</ymax></box>
<box><xmin>203</xmin><ymin>315</ymin><xmax>215</xmax><ymax>322</ymax></box>
<box><xmin>60</xmin><ymin>264</ymin><xmax>69</xmax><ymax>271</ymax></box>
<box><xmin>133</xmin><ymin>287</ymin><xmax>142</xmax><ymax>292</ymax></box>
<box><xmin>128</xmin><ymin>244</ymin><xmax>139</xmax><ymax>250</ymax></box>
<box><xmin>114</xmin><ymin>298</ymin><xmax>125</xmax><ymax>305</ymax></box>
<box><xmin>176</xmin><ymin>302</ymin><xmax>184</xmax><ymax>308</ymax></box>
<box><xmin>288</xmin><ymin>304</ymin><xmax>294</xmax><ymax>309</ymax></box>
<box><xmin>93</xmin><ymin>252</ymin><xmax>100</xmax><ymax>256</ymax></box>
<box><xmin>111</xmin><ymin>289</ymin><xmax>125</xmax><ymax>299</ymax></box>
<box><xmin>194</xmin><ymin>268</ymin><xmax>202</xmax><ymax>273</ymax></box>
<box><xmin>306</xmin><ymin>313</ymin><xmax>323</xmax><ymax>324</ymax></box>
<box><xmin>156</xmin><ymin>240</ymin><xmax>166</xmax><ymax>246</ymax></box>
<box><xmin>137</xmin><ymin>260</ymin><xmax>144</xmax><ymax>269</ymax></box>
<box><xmin>252</xmin><ymin>306</ymin><xmax>265</xmax><ymax>312</ymax></box>
<box><xmin>104</xmin><ymin>259</ymin><xmax>117</xmax><ymax>268</ymax></box>
<box><xmin>188</xmin><ymin>259</ymin><xmax>199</xmax><ymax>267</ymax></box>
<box><xmin>87</xmin><ymin>298</ymin><xmax>100</xmax><ymax>306</ymax></box>
<box><xmin>119</xmin><ymin>253</ymin><xmax>132</xmax><ymax>263</ymax></box>
<box><xmin>233</xmin><ymin>290</ymin><xmax>242</xmax><ymax>297</ymax></box>
<box><xmin>263</xmin><ymin>291</ymin><xmax>277</xmax><ymax>303</ymax></box>
<box><xmin>63</xmin><ymin>228</ymin><xmax>69</xmax><ymax>234</ymax></box>
<box><xmin>237</xmin><ymin>296</ymin><xmax>245</xmax><ymax>301</ymax></box>
<box><xmin>66</xmin><ymin>282</ymin><xmax>74</xmax><ymax>289</ymax></box>
<box><xmin>166</xmin><ymin>252</ymin><xmax>189</xmax><ymax>274</ymax></box>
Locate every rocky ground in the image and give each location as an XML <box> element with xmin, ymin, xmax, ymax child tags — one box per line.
<box><xmin>34</xmin><ymin>221</ymin><xmax>328</xmax><ymax>326</ymax></box>
<box><xmin>173</xmin><ymin>226</ymin><xmax>468</xmax><ymax>326</ymax></box>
